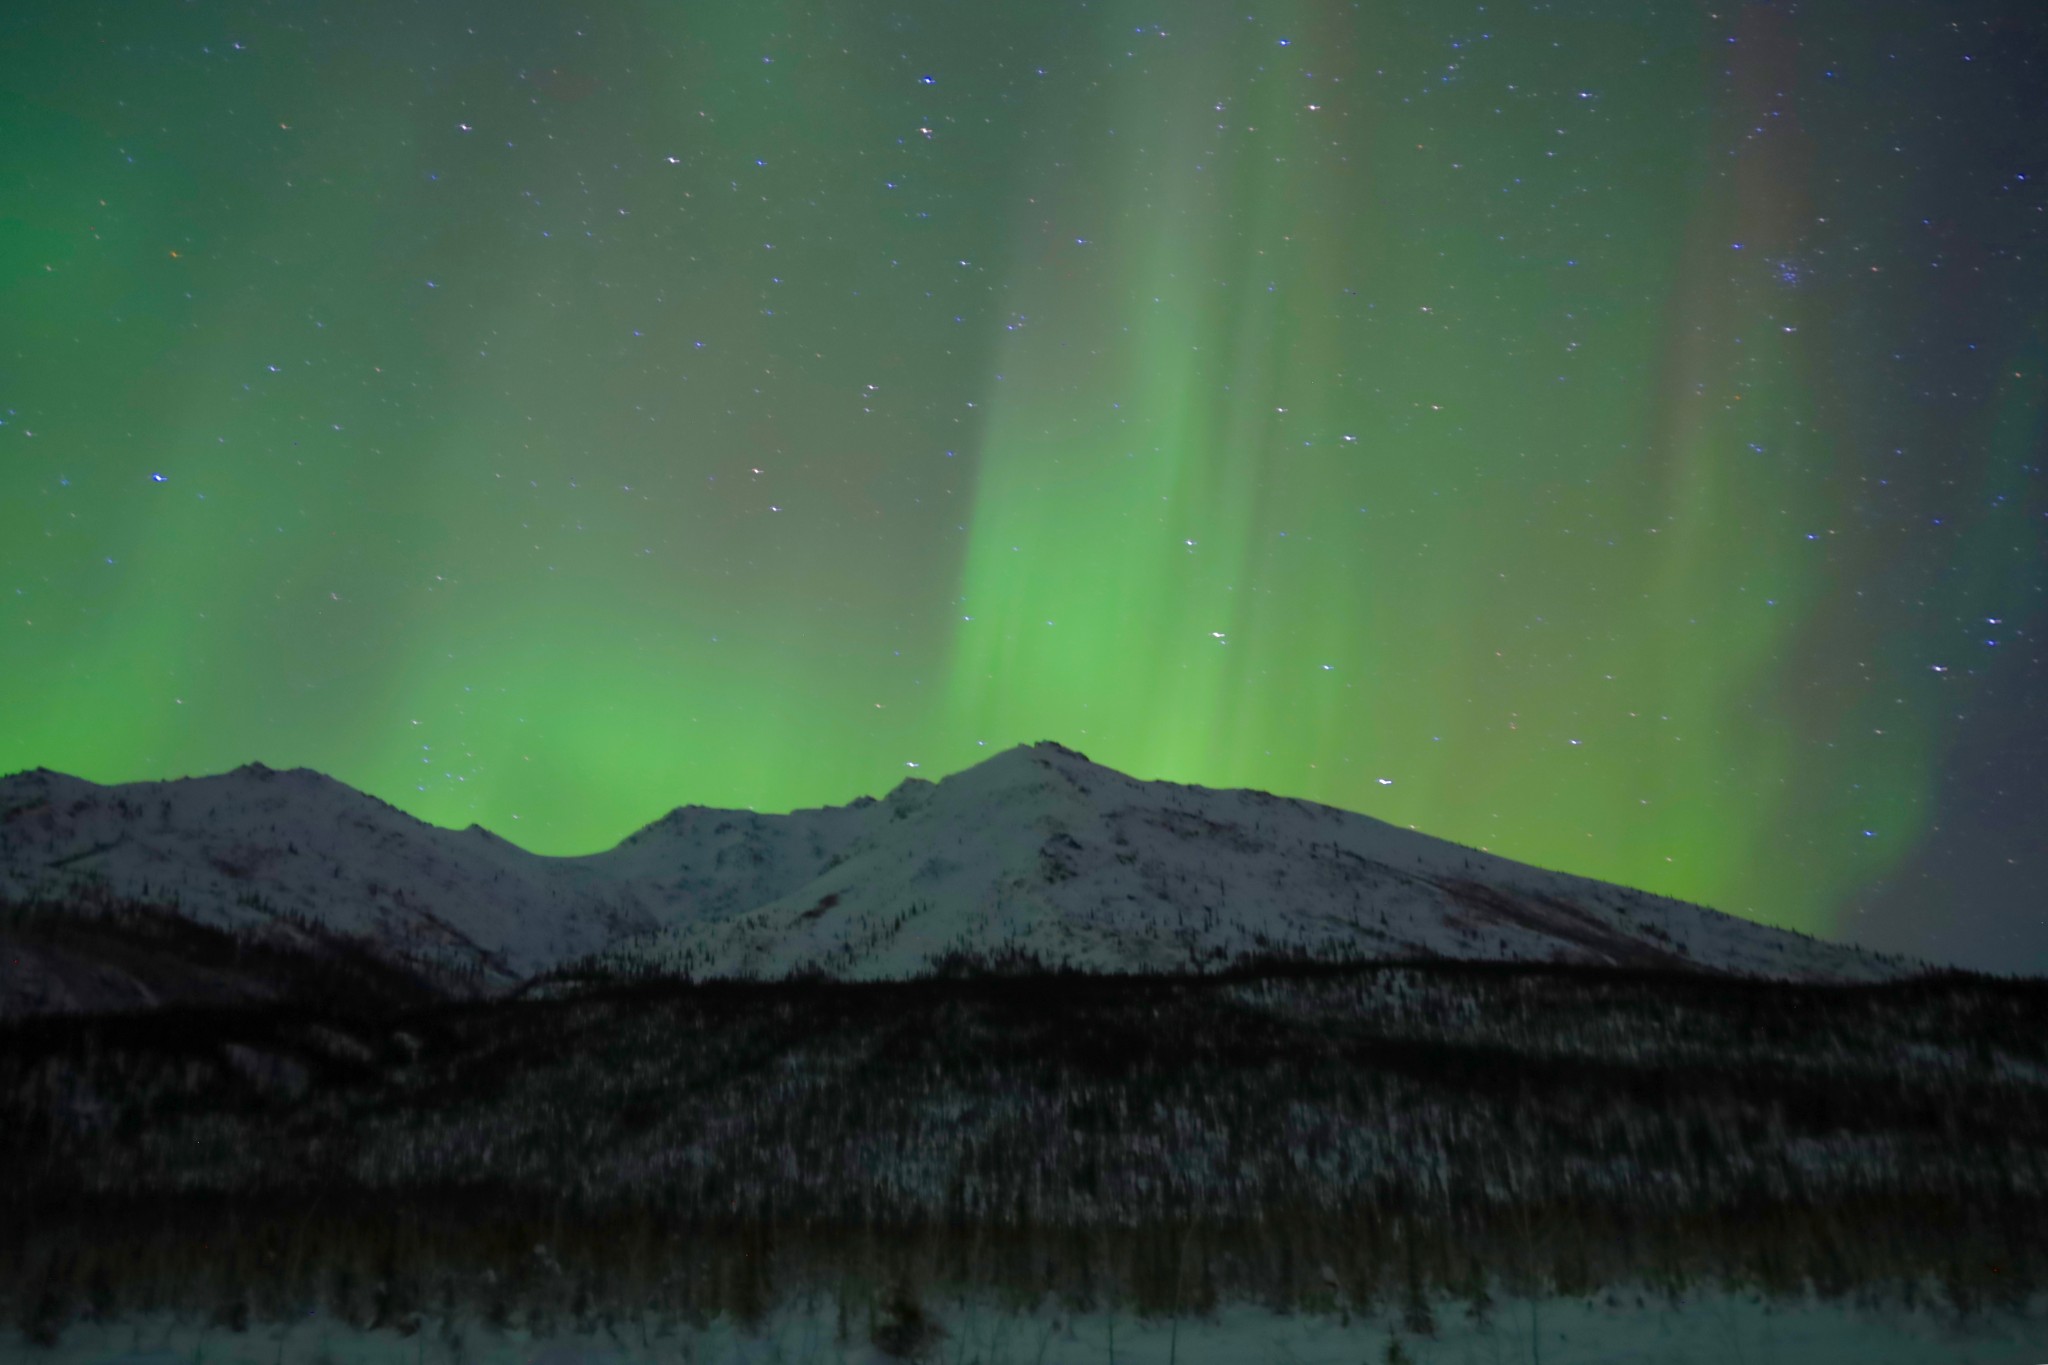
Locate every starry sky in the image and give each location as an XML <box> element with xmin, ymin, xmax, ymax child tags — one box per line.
<box><xmin>3</xmin><ymin>1</ymin><xmax>2043</xmax><ymax>973</ymax></box>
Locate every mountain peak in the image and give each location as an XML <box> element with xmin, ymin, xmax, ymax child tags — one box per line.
<box><xmin>1031</xmin><ymin>740</ymin><xmax>1092</xmax><ymax>763</ymax></box>
<box><xmin>941</xmin><ymin>739</ymin><xmax>1103</xmax><ymax>786</ymax></box>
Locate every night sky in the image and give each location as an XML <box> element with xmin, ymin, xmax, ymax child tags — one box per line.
<box><xmin>3</xmin><ymin>2</ymin><xmax>2043</xmax><ymax>973</ymax></box>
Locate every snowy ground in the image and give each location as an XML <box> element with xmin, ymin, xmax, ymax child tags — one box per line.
<box><xmin>39</xmin><ymin>1288</ymin><xmax>2048</xmax><ymax>1365</ymax></box>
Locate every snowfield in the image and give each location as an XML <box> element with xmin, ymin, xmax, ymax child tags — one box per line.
<box><xmin>34</xmin><ymin>1288</ymin><xmax>2048</xmax><ymax>1365</ymax></box>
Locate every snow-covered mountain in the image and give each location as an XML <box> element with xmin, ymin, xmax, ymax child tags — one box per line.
<box><xmin>0</xmin><ymin>742</ymin><xmax>1915</xmax><ymax>1011</ymax></box>
<box><xmin>0</xmin><ymin>763</ymin><xmax>658</xmax><ymax>982</ymax></box>
<box><xmin>602</xmin><ymin>742</ymin><xmax>1913</xmax><ymax>983</ymax></box>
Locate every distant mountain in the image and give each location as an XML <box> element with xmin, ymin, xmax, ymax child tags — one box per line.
<box><xmin>0</xmin><ymin>742</ymin><xmax>1915</xmax><ymax>1014</ymax></box>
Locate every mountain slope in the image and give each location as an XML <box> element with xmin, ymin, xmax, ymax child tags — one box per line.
<box><xmin>611</xmin><ymin>742</ymin><xmax>1909</xmax><ymax>983</ymax></box>
<box><xmin>0</xmin><ymin>744</ymin><xmax>1915</xmax><ymax>1012</ymax></box>
<box><xmin>0</xmin><ymin>763</ymin><xmax>652</xmax><ymax>988</ymax></box>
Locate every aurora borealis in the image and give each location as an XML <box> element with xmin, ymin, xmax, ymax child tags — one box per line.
<box><xmin>2</xmin><ymin>2</ymin><xmax>2043</xmax><ymax>971</ymax></box>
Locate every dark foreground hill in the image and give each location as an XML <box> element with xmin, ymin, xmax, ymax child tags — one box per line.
<box><xmin>5</xmin><ymin>956</ymin><xmax>2043</xmax><ymax>1345</ymax></box>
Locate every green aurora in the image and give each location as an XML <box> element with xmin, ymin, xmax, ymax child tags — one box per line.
<box><xmin>3</xmin><ymin>1</ymin><xmax>2043</xmax><ymax>965</ymax></box>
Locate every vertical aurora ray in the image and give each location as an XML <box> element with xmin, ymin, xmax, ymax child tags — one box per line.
<box><xmin>948</xmin><ymin>0</ymin><xmax>1345</xmax><ymax>779</ymax></box>
<box><xmin>943</xmin><ymin>0</ymin><xmax>2036</xmax><ymax>942</ymax></box>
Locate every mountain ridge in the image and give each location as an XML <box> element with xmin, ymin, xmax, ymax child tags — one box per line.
<box><xmin>0</xmin><ymin>741</ymin><xmax>1921</xmax><ymax>1014</ymax></box>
